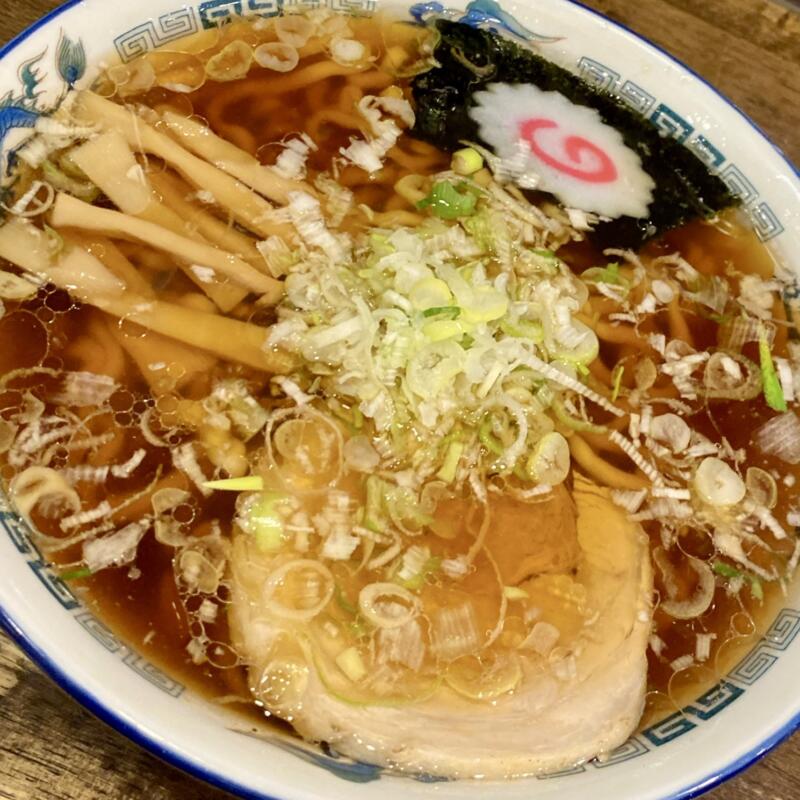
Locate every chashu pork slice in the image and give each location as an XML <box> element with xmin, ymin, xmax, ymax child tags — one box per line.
<box><xmin>228</xmin><ymin>475</ymin><xmax>653</xmax><ymax>779</ymax></box>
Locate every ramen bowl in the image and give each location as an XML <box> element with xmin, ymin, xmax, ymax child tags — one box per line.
<box><xmin>1</xmin><ymin>1</ymin><xmax>799</xmax><ymax>799</ymax></box>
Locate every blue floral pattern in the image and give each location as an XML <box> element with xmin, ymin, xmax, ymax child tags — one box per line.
<box><xmin>0</xmin><ymin>30</ymin><xmax>85</xmax><ymax>176</ymax></box>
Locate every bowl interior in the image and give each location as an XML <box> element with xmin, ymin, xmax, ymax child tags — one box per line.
<box><xmin>1</xmin><ymin>1</ymin><xmax>799</xmax><ymax>799</ymax></box>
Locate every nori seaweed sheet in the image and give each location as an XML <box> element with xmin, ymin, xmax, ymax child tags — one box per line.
<box><xmin>411</xmin><ymin>20</ymin><xmax>737</xmax><ymax>249</ymax></box>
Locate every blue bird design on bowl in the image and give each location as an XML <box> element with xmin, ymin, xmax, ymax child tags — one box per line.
<box><xmin>409</xmin><ymin>0</ymin><xmax>561</xmax><ymax>44</ymax></box>
<box><xmin>56</xmin><ymin>33</ymin><xmax>86</xmax><ymax>88</ymax></box>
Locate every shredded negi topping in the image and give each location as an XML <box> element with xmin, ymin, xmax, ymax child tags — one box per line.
<box><xmin>0</xmin><ymin>8</ymin><xmax>797</xmax><ymax>779</ymax></box>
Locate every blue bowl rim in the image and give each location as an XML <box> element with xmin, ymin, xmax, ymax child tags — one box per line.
<box><xmin>0</xmin><ymin>1</ymin><xmax>799</xmax><ymax>799</ymax></box>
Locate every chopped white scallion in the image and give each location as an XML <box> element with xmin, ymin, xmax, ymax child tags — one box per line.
<box><xmin>648</xmin><ymin>333</ymin><xmax>667</xmax><ymax>355</ymax></box>
<box><xmin>262</xmin><ymin>559</ymin><xmax>334</xmax><ymax>621</ymax></box>
<box><xmin>695</xmin><ymin>632</ymin><xmax>716</xmax><ymax>662</ymax></box>
<box><xmin>8</xmin><ymin>180</ymin><xmax>56</xmax><ymax>216</ymax></box>
<box><xmin>336</xmin><ymin>647</ymin><xmax>368</xmax><ymax>682</ymax></box>
<box><xmin>342</xmin><ymin>434</ymin><xmax>380</xmax><ymax>472</ymax></box>
<box><xmin>611</xmin><ymin>488</ymin><xmax>648</xmax><ymax>513</ymax></box>
<box><xmin>693</xmin><ymin>457</ymin><xmax>745</xmax><ymax>506</ymax></box>
<box><xmin>272</xmin><ymin>133</ymin><xmax>316</xmax><ymax>180</ymax></box>
<box><xmin>669</xmin><ymin>654</ymin><xmax>695</xmax><ymax>672</ymax></box>
<box><xmin>608</xmin><ymin>430</ymin><xmax>664</xmax><ymax>486</ymax></box>
<box><xmin>359</xmin><ymin>582</ymin><xmax>420</xmax><ymax>629</ymax></box>
<box><xmin>330</xmin><ymin>37</ymin><xmax>366</xmax><ymax>65</ymax></box>
<box><xmin>339</xmin><ymin>95</ymin><xmax>414</xmax><ymax>175</ymax></box>
<box><xmin>318</xmin><ymin>490</ymin><xmax>359</xmax><ymax>561</ymax></box>
<box><xmin>83</xmin><ymin>521</ymin><xmax>147</xmax><ymax>573</ymax></box>
<box><xmin>787</xmin><ymin>538</ymin><xmax>800</xmax><ymax>579</ymax></box>
<box><xmin>524</xmin><ymin>353</ymin><xmax>623</xmax><ymax>417</ymax></box>
<box><xmin>639</xmin><ymin>405</ymin><xmax>653</xmax><ymax>436</ymax></box>
<box><xmin>650</xmin><ymin>487</ymin><xmax>691</xmax><ymax>500</ymax></box>
<box><xmin>273</xmin><ymin>376</ymin><xmax>313</xmax><ymax>406</ymax></box>
<box><xmin>520</xmin><ymin>621</ymin><xmax>560</xmax><ymax>656</ymax></box>
<box><xmin>287</xmin><ymin>191</ymin><xmax>347</xmax><ymax>262</ymax></box>
<box><xmin>61</xmin><ymin>500</ymin><xmax>112</xmax><ymax>531</ymax></box>
<box><xmin>64</xmin><ymin>465</ymin><xmax>110</xmax><ymax>484</ymax></box>
<box><xmin>430</xmin><ymin>602</ymin><xmax>479</xmax><ymax>660</ymax></box>
<box><xmin>651</xmin><ymin>279</ymin><xmax>675</xmax><ymax>304</ymax></box>
<box><xmin>752</xmin><ymin>506</ymin><xmax>788</xmax><ymax>540</ymax></box>
<box><xmin>650</xmin><ymin>413</ymin><xmax>691</xmax><ymax>453</ymax></box>
<box><xmin>714</xmin><ymin>530</ymin><xmax>776</xmax><ymax>581</ymax></box>
<box><xmin>649</xmin><ymin>634</ymin><xmax>665</xmax><ymax>656</ymax></box>
<box><xmin>340</xmin><ymin>139</ymin><xmax>383</xmax><ymax>173</ymax></box>
<box><xmin>52</xmin><ymin>371</ymin><xmax>117</xmax><ymax>407</ymax></box>
<box><xmin>253</xmin><ymin>42</ymin><xmax>300</xmax><ymax>73</ymax></box>
<box><xmin>377</xmin><ymin>620</ymin><xmax>425</xmax><ymax>671</ymax></box>
<box><xmin>526</xmin><ymin>431</ymin><xmax>569</xmax><ymax>485</ymax></box>
<box><xmin>198</xmin><ymin>599</ymin><xmax>219</xmax><ymax>624</ymax></box>
<box><xmin>755</xmin><ymin>412</ymin><xmax>800</xmax><ymax>464</ymax></box>
<box><xmin>397</xmin><ymin>545</ymin><xmax>431</xmax><ymax>583</ymax></box>
<box><xmin>172</xmin><ymin>443</ymin><xmax>212</xmax><ymax>497</ymax></box>
<box><xmin>9</xmin><ymin>465</ymin><xmax>81</xmax><ymax>518</ymax></box>
<box><xmin>111</xmin><ymin>448</ymin><xmax>147</xmax><ymax>478</ymax></box>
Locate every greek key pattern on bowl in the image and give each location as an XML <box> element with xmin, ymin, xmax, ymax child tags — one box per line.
<box><xmin>198</xmin><ymin>0</ymin><xmax>281</xmax><ymax>30</ymax></box>
<box><xmin>2</xmin><ymin>497</ymin><xmax>185</xmax><ymax>699</ymax></box>
<box><xmin>74</xmin><ymin>609</ymin><xmax>185</xmax><ymax>697</ymax></box>
<box><xmin>112</xmin><ymin>0</ymin><xmax>378</xmax><ymax>58</ymax></box>
<box><xmin>113</xmin><ymin>8</ymin><xmax>198</xmax><ymax>61</ymax></box>
<box><xmin>577</xmin><ymin>56</ymin><xmax>786</xmax><ymax>242</ymax></box>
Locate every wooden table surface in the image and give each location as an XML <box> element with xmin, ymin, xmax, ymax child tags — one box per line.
<box><xmin>1</xmin><ymin>0</ymin><xmax>799</xmax><ymax>798</ymax></box>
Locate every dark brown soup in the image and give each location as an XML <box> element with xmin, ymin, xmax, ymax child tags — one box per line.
<box><xmin>0</xmin><ymin>12</ymin><xmax>797</xmax><ymax>755</ymax></box>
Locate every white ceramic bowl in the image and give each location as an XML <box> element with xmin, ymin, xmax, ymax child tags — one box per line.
<box><xmin>1</xmin><ymin>1</ymin><xmax>799</xmax><ymax>798</ymax></box>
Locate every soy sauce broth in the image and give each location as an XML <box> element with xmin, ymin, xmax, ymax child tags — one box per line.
<box><xmin>0</xmin><ymin>14</ymin><xmax>797</xmax><ymax>740</ymax></box>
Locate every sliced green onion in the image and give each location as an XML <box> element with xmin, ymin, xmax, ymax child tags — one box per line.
<box><xmin>359</xmin><ymin>582</ymin><xmax>421</xmax><ymax>631</ymax></box>
<box><xmin>248</xmin><ymin>491</ymin><xmax>288</xmax><ymax>552</ymax></box>
<box><xmin>364</xmin><ymin>475</ymin><xmax>387</xmax><ymax>533</ymax></box>
<box><xmin>499</xmin><ymin>318</ymin><xmax>544</xmax><ymax>342</ymax></box>
<box><xmin>422</xmin><ymin>305</ymin><xmax>461</xmax><ymax>319</ymax></box>
<box><xmin>399</xmin><ymin>556</ymin><xmax>442</xmax><ymax>591</ymax></box>
<box><xmin>550</xmin><ymin>321</ymin><xmax>599</xmax><ymax>367</ymax></box>
<box><xmin>409</xmin><ymin>277</ymin><xmax>452</xmax><ymax>310</ymax></box>
<box><xmin>712</xmin><ymin>561</ymin><xmax>742</xmax><ymax>578</ymax></box>
<box><xmin>513</xmin><ymin>461</ymin><xmax>530</xmax><ymax>481</ymax></box>
<box><xmin>582</xmin><ymin>262</ymin><xmax>622</xmax><ymax>285</ymax></box>
<box><xmin>335</xmin><ymin>584</ymin><xmax>358</xmax><ymax>616</ymax></box>
<box><xmin>503</xmin><ymin>586</ymin><xmax>529</xmax><ymax>600</ymax></box>
<box><xmin>437</xmin><ymin>440</ymin><xmax>464</xmax><ymax>483</ymax></box>
<box><xmin>384</xmin><ymin>485</ymin><xmax>433</xmax><ymax>530</ymax></box>
<box><xmin>526</xmin><ymin>432</ymin><xmax>570</xmax><ymax>485</ymax></box>
<box><xmin>42</xmin><ymin>159</ymin><xmax>100</xmax><ymax>203</ymax></box>
<box><xmin>416</xmin><ymin>181</ymin><xmax>478</xmax><ymax>220</ymax></box>
<box><xmin>759</xmin><ymin>327</ymin><xmax>787</xmax><ymax>412</ymax></box>
<box><xmin>203</xmin><ymin>475</ymin><xmax>265</xmax><ymax>492</ymax></box>
<box><xmin>59</xmin><ymin>566</ymin><xmax>93</xmax><ymax>581</ymax></box>
<box><xmin>713</xmin><ymin>561</ymin><xmax>763</xmax><ymax>600</ymax></box>
<box><xmin>368</xmin><ymin>233</ymin><xmax>394</xmax><ymax>261</ymax></box>
<box><xmin>611</xmin><ymin>364</ymin><xmax>625</xmax><ymax>402</ymax></box>
<box><xmin>451</xmin><ymin>147</ymin><xmax>484</xmax><ymax>176</ymax></box>
<box><xmin>551</xmin><ymin>397</ymin><xmax>607</xmax><ymax>434</ymax></box>
<box><xmin>336</xmin><ymin>647</ymin><xmax>368</xmax><ymax>682</ymax></box>
<box><xmin>479</xmin><ymin>415</ymin><xmax>505</xmax><ymax>456</ymax></box>
<box><xmin>423</xmin><ymin>319</ymin><xmax>462</xmax><ymax>341</ymax></box>
<box><xmin>461</xmin><ymin>286</ymin><xmax>508</xmax><ymax>324</ymax></box>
